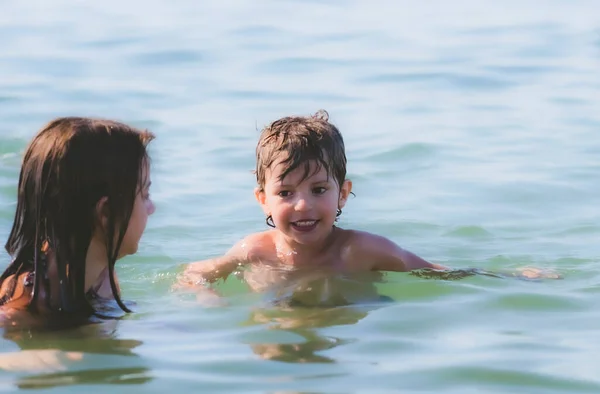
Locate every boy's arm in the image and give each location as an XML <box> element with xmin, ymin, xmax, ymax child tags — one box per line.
<box><xmin>352</xmin><ymin>232</ymin><xmax>560</xmax><ymax>279</ymax></box>
<box><xmin>178</xmin><ymin>239</ymin><xmax>250</xmax><ymax>287</ymax></box>
<box><xmin>351</xmin><ymin>232</ymin><xmax>447</xmax><ymax>272</ymax></box>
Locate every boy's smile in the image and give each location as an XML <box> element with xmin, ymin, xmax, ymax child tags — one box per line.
<box><xmin>291</xmin><ymin>220</ymin><xmax>318</xmax><ymax>232</ymax></box>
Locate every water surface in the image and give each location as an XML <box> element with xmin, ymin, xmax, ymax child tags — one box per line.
<box><xmin>1</xmin><ymin>0</ymin><xmax>600</xmax><ymax>392</ymax></box>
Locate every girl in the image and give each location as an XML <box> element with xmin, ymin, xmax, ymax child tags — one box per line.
<box><xmin>0</xmin><ymin>117</ymin><xmax>155</xmax><ymax>324</ymax></box>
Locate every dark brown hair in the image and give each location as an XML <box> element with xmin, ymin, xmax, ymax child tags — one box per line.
<box><xmin>255</xmin><ymin>110</ymin><xmax>347</xmax><ymax>190</ymax></box>
<box><xmin>0</xmin><ymin>117</ymin><xmax>154</xmax><ymax>317</ymax></box>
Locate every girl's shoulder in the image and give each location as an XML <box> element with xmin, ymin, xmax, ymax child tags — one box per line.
<box><xmin>0</xmin><ymin>272</ymin><xmax>33</xmax><ymax>312</ymax></box>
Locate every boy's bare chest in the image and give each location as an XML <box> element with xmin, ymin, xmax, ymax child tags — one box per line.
<box><xmin>241</xmin><ymin>247</ymin><xmax>382</xmax><ymax>307</ymax></box>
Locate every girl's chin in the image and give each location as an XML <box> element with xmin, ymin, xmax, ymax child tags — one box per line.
<box><xmin>117</xmin><ymin>245</ymin><xmax>139</xmax><ymax>259</ymax></box>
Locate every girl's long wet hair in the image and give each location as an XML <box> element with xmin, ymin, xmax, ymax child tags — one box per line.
<box><xmin>0</xmin><ymin>117</ymin><xmax>154</xmax><ymax>317</ymax></box>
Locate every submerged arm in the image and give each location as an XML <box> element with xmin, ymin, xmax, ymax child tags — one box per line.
<box><xmin>352</xmin><ymin>232</ymin><xmax>559</xmax><ymax>280</ymax></box>
<box><xmin>180</xmin><ymin>256</ymin><xmax>243</xmax><ymax>285</ymax></box>
<box><xmin>409</xmin><ymin>266</ymin><xmax>561</xmax><ymax>280</ymax></box>
<box><xmin>175</xmin><ymin>238</ymin><xmax>251</xmax><ymax>299</ymax></box>
<box><xmin>175</xmin><ymin>256</ymin><xmax>245</xmax><ymax>307</ymax></box>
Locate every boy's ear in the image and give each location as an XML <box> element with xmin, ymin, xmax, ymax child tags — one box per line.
<box><xmin>95</xmin><ymin>196</ymin><xmax>109</xmax><ymax>233</ymax></box>
<box><xmin>254</xmin><ymin>187</ymin><xmax>269</xmax><ymax>215</ymax></box>
<box><xmin>338</xmin><ymin>179</ymin><xmax>353</xmax><ymax>209</ymax></box>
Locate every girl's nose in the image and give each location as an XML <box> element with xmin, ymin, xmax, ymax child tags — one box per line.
<box><xmin>147</xmin><ymin>200</ymin><xmax>156</xmax><ymax>215</ymax></box>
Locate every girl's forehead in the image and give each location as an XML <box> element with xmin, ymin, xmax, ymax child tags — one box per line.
<box><xmin>140</xmin><ymin>160</ymin><xmax>151</xmax><ymax>184</ymax></box>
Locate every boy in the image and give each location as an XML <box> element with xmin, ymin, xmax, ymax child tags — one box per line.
<box><xmin>179</xmin><ymin>110</ymin><xmax>553</xmax><ymax>306</ymax></box>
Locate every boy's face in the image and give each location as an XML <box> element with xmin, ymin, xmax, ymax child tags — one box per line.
<box><xmin>255</xmin><ymin>158</ymin><xmax>352</xmax><ymax>248</ymax></box>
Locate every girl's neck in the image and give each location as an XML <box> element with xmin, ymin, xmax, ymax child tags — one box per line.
<box><xmin>39</xmin><ymin>237</ymin><xmax>110</xmax><ymax>309</ymax></box>
<box><xmin>84</xmin><ymin>237</ymin><xmax>110</xmax><ymax>292</ymax></box>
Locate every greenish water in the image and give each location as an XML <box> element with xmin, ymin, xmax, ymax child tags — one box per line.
<box><xmin>1</xmin><ymin>0</ymin><xmax>600</xmax><ymax>392</ymax></box>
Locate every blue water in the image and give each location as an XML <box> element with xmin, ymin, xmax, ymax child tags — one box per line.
<box><xmin>1</xmin><ymin>0</ymin><xmax>600</xmax><ymax>392</ymax></box>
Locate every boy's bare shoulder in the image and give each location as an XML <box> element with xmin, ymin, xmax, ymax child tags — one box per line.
<box><xmin>234</xmin><ymin>230</ymin><xmax>278</xmax><ymax>259</ymax></box>
<box><xmin>338</xmin><ymin>228</ymin><xmax>386</xmax><ymax>249</ymax></box>
<box><xmin>338</xmin><ymin>229</ymin><xmax>397</xmax><ymax>262</ymax></box>
<box><xmin>239</xmin><ymin>230</ymin><xmax>275</xmax><ymax>243</ymax></box>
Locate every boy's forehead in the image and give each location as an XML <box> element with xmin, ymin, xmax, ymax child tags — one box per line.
<box><xmin>265</xmin><ymin>159</ymin><xmax>328</xmax><ymax>183</ymax></box>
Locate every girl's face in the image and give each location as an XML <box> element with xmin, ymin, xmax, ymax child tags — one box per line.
<box><xmin>256</xmin><ymin>158</ymin><xmax>352</xmax><ymax>249</ymax></box>
<box><xmin>119</xmin><ymin>165</ymin><xmax>155</xmax><ymax>258</ymax></box>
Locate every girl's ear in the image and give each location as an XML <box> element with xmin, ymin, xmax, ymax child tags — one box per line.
<box><xmin>338</xmin><ymin>179</ymin><xmax>353</xmax><ymax>209</ymax></box>
<box><xmin>254</xmin><ymin>187</ymin><xmax>269</xmax><ymax>215</ymax></box>
<box><xmin>95</xmin><ymin>196</ymin><xmax>109</xmax><ymax>234</ymax></box>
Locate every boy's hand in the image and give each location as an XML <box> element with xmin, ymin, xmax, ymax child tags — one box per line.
<box><xmin>173</xmin><ymin>273</ymin><xmax>227</xmax><ymax>307</ymax></box>
<box><xmin>515</xmin><ymin>267</ymin><xmax>561</xmax><ymax>280</ymax></box>
<box><xmin>194</xmin><ymin>287</ymin><xmax>228</xmax><ymax>308</ymax></box>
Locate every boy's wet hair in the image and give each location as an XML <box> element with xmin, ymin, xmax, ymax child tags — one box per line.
<box><xmin>255</xmin><ymin>110</ymin><xmax>347</xmax><ymax>190</ymax></box>
<box><xmin>0</xmin><ymin>117</ymin><xmax>154</xmax><ymax>317</ymax></box>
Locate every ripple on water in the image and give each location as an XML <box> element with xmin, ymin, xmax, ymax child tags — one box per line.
<box><xmin>128</xmin><ymin>49</ymin><xmax>205</xmax><ymax>67</ymax></box>
<box><xmin>362</xmin><ymin>142</ymin><xmax>439</xmax><ymax>162</ymax></box>
<box><xmin>357</xmin><ymin>71</ymin><xmax>516</xmax><ymax>91</ymax></box>
<box><xmin>421</xmin><ymin>366</ymin><xmax>600</xmax><ymax>393</ymax></box>
<box><xmin>444</xmin><ymin>225</ymin><xmax>493</xmax><ymax>238</ymax></box>
<box><xmin>487</xmin><ymin>291</ymin><xmax>587</xmax><ymax>312</ymax></box>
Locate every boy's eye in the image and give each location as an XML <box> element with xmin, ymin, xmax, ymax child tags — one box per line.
<box><xmin>313</xmin><ymin>187</ymin><xmax>327</xmax><ymax>195</ymax></box>
<box><xmin>278</xmin><ymin>190</ymin><xmax>292</xmax><ymax>198</ymax></box>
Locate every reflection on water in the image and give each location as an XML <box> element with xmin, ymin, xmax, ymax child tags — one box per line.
<box><xmin>230</xmin><ymin>262</ymin><xmax>393</xmax><ymax>364</ymax></box>
<box><xmin>245</xmin><ymin>297</ymin><xmax>386</xmax><ymax>364</ymax></box>
<box><xmin>0</xmin><ymin>297</ymin><xmax>133</xmax><ymax>333</ymax></box>
<box><xmin>240</xmin><ymin>264</ymin><xmax>389</xmax><ymax>307</ymax></box>
<box><xmin>4</xmin><ymin>320</ymin><xmax>139</xmax><ymax>354</ymax></box>
<box><xmin>0</xmin><ymin>321</ymin><xmax>152</xmax><ymax>389</ymax></box>
<box><xmin>238</xmin><ymin>265</ymin><xmax>533</xmax><ymax>365</ymax></box>
<box><xmin>250</xmin><ymin>331</ymin><xmax>348</xmax><ymax>364</ymax></box>
<box><xmin>14</xmin><ymin>367</ymin><xmax>151</xmax><ymax>390</ymax></box>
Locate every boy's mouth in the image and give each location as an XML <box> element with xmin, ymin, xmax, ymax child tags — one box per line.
<box><xmin>291</xmin><ymin>220</ymin><xmax>319</xmax><ymax>232</ymax></box>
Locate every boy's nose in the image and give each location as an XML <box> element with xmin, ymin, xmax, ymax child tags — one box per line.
<box><xmin>294</xmin><ymin>195</ymin><xmax>311</xmax><ymax>211</ymax></box>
